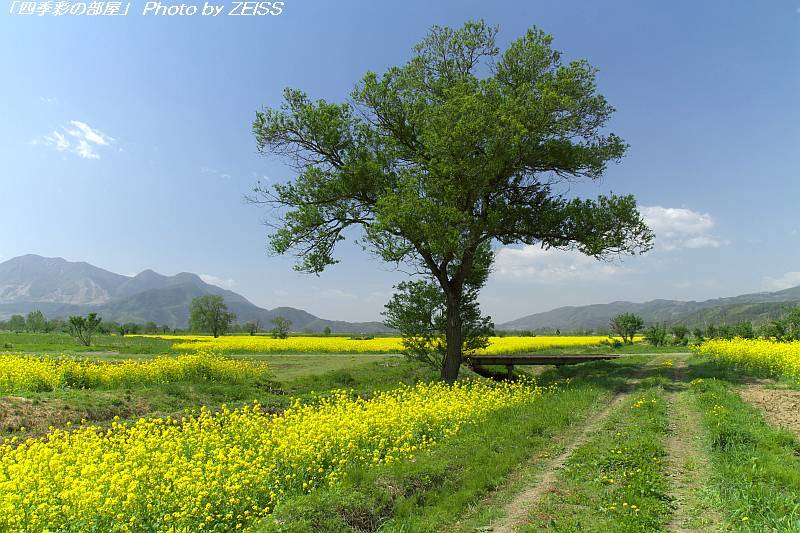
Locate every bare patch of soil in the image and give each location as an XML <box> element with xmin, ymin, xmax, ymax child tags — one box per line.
<box><xmin>740</xmin><ymin>385</ymin><xmax>800</xmax><ymax>436</ymax></box>
<box><xmin>0</xmin><ymin>395</ymin><xmax>149</xmax><ymax>439</ymax></box>
<box><xmin>0</xmin><ymin>396</ymin><xmax>71</xmax><ymax>433</ymax></box>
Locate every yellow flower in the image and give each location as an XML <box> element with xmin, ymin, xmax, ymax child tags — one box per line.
<box><xmin>0</xmin><ymin>351</ymin><xmax>270</xmax><ymax>394</ymax></box>
<box><xmin>132</xmin><ymin>334</ymin><xmax>616</xmax><ymax>356</ymax></box>
<box><xmin>692</xmin><ymin>338</ymin><xmax>800</xmax><ymax>381</ymax></box>
<box><xmin>0</xmin><ymin>378</ymin><xmax>547</xmax><ymax>531</ymax></box>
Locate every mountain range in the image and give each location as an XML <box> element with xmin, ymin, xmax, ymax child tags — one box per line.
<box><xmin>498</xmin><ymin>285</ymin><xmax>800</xmax><ymax>332</ymax></box>
<box><xmin>0</xmin><ymin>255</ymin><xmax>389</xmax><ymax>332</ymax></box>
<box><xmin>3</xmin><ymin>254</ymin><xmax>799</xmax><ymax>334</ymax></box>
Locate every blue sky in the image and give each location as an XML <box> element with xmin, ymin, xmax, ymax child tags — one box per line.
<box><xmin>1</xmin><ymin>1</ymin><xmax>798</xmax><ymax>323</ymax></box>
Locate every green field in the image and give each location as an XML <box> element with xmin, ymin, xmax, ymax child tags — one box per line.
<box><xmin>2</xmin><ymin>333</ymin><xmax>800</xmax><ymax>530</ymax></box>
<box><xmin>0</xmin><ymin>331</ymin><xmax>174</xmax><ymax>354</ymax></box>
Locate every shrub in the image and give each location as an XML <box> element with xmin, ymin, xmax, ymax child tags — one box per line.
<box><xmin>644</xmin><ymin>323</ymin><xmax>668</xmax><ymax>347</ymax></box>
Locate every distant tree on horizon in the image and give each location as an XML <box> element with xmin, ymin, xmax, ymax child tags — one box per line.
<box><xmin>250</xmin><ymin>20</ymin><xmax>653</xmax><ymax>382</ymax></box>
<box><xmin>25</xmin><ymin>310</ymin><xmax>46</xmax><ymax>333</ymax></box>
<box><xmin>7</xmin><ymin>314</ymin><xmax>25</xmax><ymax>332</ymax></box>
<box><xmin>610</xmin><ymin>313</ymin><xmax>643</xmax><ymax>344</ymax></box>
<box><xmin>68</xmin><ymin>313</ymin><xmax>102</xmax><ymax>346</ymax></box>
<box><xmin>644</xmin><ymin>322</ymin><xmax>668</xmax><ymax>347</ymax></box>
<box><xmin>246</xmin><ymin>320</ymin><xmax>262</xmax><ymax>336</ymax></box>
<box><xmin>189</xmin><ymin>295</ymin><xmax>236</xmax><ymax>338</ymax></box>
<box><xmin>270</xmin><ymin>316</ymin><xmax>291</xmax><ymax>339</ymax></box>
<box><xmin>670</xmin><ymin>324</ymin><xmax>689</xmax><ymax>345</ymax></box>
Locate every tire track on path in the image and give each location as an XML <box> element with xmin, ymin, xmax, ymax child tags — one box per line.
<box><xmin>483</xmin><ymin>358</ymin><xmax>661</xmax><ymax>533</ymax></box>
<box><xmin>664</xmin><ymin>356</ymin><xmax>722</xmax><ymax>532</ymax></box>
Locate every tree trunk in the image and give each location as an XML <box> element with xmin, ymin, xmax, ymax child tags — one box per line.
<box><xmin>441</xmin><ymin>293</ymin><xmax>463</xmax><ymax>384</ymax></box>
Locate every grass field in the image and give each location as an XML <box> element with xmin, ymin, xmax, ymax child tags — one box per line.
<box><xmin>0</xmin><ymin>331</ymin><xmax>174</xmax><ymax>354</ymax></box>
<box><xmin>1</xmin><ymin>333</ymin><xmax>800</xmax><ymax>530</ymax></box>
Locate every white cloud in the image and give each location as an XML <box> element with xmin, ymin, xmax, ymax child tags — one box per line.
<box><xmin>365</xmin><ymin>290</ymin><xmax>393</xmax><ymax>303</ymax></box>
<box><xmin>33</xmin><ymin>120</ymin><xmax>115</xmax><ymax>159</ymax></box>
<box><xmin>67</xmin><ymin>120</ymin><xmax>112</xmax><ymax>146</ymax></box>
<box><xmin>43</xmin><ymin>130</ymin><xmax>69</xmax><ymax>151</ymax></box>
<box><xmin>39</xmin><ymin>96</ymin><xmax>58</xmax><ymax>104</ymax></box>
<box><xmin>201</xmin><ymin>167</ymin><xmax>231</xmax><ymax>179</ymax></box>
<box><xmin>74</xmin><ymin>139</ymin><xmax>100</xmax><ymax>160</ymax></box>
<box><xmin>199</xmin><ymin>274</ymin><xmax>237</xmax><ymax>289</ymax></box>
<box><xmin>493</xmin><ymin>245</ymin><xmax>624</xmax><ymax>283</ymax></box>
<box><xmin>319</xmin><ymin>288</ymin><xmax>357</xmax><ymax>300</ymax></box>
<box><xmin>763</xmin><ymin>271</ymin><xmax>800</xmax><ymax>291</ymax></box>
<box><xmin>640</xmin><ymin>206</ymin><xmax>723</xmax><ymax>251</ymax></box>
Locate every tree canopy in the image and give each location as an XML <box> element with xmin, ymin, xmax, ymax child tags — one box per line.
<box><xmin>610</xmin><ymin>313</ymin><xmax>644</xmax><ymax>344</ymax></box>
<box><xmin>68</xmin><ymin>313</ymin><xmax>102</xmax><ymax>346</ymax></box>
<box><xmin>189</xmin><ymin>295</ymin><xmax>236</xmax><ymax>338</ymax></box>
<box><xmin>251</xmin><ymin>20</ymin><xmax>653</xmax><ymax>382</ymax></box>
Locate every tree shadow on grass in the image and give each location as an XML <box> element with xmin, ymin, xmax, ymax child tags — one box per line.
<box><xmin>531</xmin><ymin>356</ymin><xmax>666</xmax><ymax>396</ymax></box>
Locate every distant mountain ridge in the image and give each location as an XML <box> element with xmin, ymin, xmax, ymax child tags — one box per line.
<box><xmin>0</xmin><ymin>255</ymin><xmax>390</xmax><ymax>332</ymax></box>
<box><xmin>499</xmin><ymin>285</ymin><xmax>800</xmax><ymax>332</ymax></box>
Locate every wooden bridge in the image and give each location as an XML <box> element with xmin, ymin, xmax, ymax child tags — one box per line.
<box><xmin>466</xmin><ymin>354</ymin><xmax>620</xmax><ymax>380</ymax></box>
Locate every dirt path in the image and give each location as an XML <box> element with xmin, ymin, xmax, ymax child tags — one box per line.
<box><xmin>482</xmin><ymin>360</ymin><xmax>658</xmax><ymax>533</ymax></box>
<box><xmin>663</xmin><ymin>358</ymin><xmax>722</xmax><ymax>532</ymax></box>
<box><xmin>739</xmin><ymin>385</ymin><xmax>800</xmax><ymax>437</ymax></box>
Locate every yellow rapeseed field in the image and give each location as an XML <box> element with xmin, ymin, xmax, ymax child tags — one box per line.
<box><xmin>136</xmin><ymin>334</ymin><xmax>611</xmax><ymax>355</ymax></box>
<box><xmin>693</xmin><ymin>338</ymin><xmax>800</xmax><ymax>380</ymax></box>
<box><xmin>0</xmin><ymin>351</ymin><xmax>271</xmax><ymax>393</ymax></box>
<box><xmin>0</xmin><ymin>379</ymin><xmax>546</xmax><ymax>531</ymax></box>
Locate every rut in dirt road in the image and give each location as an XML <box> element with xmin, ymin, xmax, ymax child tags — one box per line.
<box><xmin>485</xmin><ymin>360</ymin><xmax>657</xmax><ymax>533</ymax></box>
<box><xmin>664</xmin><ymin>358</ymin><xmax>722</xmax><ymax>532</ymax></box>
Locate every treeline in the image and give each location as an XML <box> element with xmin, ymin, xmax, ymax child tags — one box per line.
<box><xmin>0</xmin><ymin>296</ymin><xmax>301</xmax><ymax>341</ymax></box>
<box><xmin>608</xmin><ymin>307</ymin><xmax>800</xmax><ymax>347</ymax></box>
<box><xmin>0</xmin><ymin>312</ymin><xmax>284</xmax><ymax>337</ymax></box>
<box><xmin>495</xmin><ymin>328</ymin><xmax>595</xmax><ymax>337</ymax></box>
<box><xmin>0</xmin><ymin>311</ymin><xmax>177</xmax><ymax>336</ymax></box>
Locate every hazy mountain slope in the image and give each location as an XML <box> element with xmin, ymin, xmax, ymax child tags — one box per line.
<box><xmin>0</xmin><ymin>255</ymin><xmax>127</xmax><ymax>305</ymax></box>
<box><xmin>0</xmin><ymin>255</ymin><xmax>390</xmax><ymax>332</ymax></box>
<box><xmin>675</xmin><ymin>301</ymin><xmax>799</xmax><ymax>329</ymax></box>
<box><xmin>500</xmin><ymin>290</ymin><xmax>800</xmax><ymax>332</ymax></box>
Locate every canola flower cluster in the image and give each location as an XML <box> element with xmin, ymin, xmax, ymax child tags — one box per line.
<box><xmin>692</xmin><ymin>338</ymin><xmax>800</xmax><ymax>380</ymax></box>
<box><xmin>0</xmin><ymin>379</ymin><xmax>545</xmax><ymax>531</ymax></box>
<box><xmin>137</xmin><ymin>334</ymin><xmax>611</xmax><ymax>355</ymax></box>
<box><xmin>0</xmin><ymin>351</ymin><xmax>271</xmax><ymax>393</ymax></box>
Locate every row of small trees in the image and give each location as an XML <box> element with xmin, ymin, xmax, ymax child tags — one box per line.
<box><xmin>608</xmin><ymin>307</ymin><xmax>800</xmax><ymax>346</ymax></box>
<box><xmin>0</xmin><ymin>296</ymin><xmax>298</xmax><ymax>346</ymax></box>
<box><xmin>0</xmin><ymin>311</ymin><xmax>174</xmax><ymax>337</ymax></box>
<box><xmin>188</xmin><ymin>295</ymin><xmax>293</xmax><ymax>338</ymax></box>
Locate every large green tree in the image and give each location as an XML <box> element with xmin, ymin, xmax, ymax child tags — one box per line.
<box><xmin>251</xmin><ymin>21</ymin><xmax>653</xmax><ymax>382</ymax></box>
<box><xmin>25</xmin><ymin>310</ymin><xmax>46</xmax><ymax>333</ymax></box>
<box><xmin>189</xmin><ymin>295</ymin><xmax>236</xmax><ymax>338</ymax></box>
<box><xmin>610</xmin><ymin>313</ymin><xmax>644</xmax><ymax>344</ymax></box>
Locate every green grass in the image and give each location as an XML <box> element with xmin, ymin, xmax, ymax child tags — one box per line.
<box><xmin>687</xmin><ymin>358</ymin><xmax>800</xmax><ymax>530</ymax></box>
<box><xmin>0</xmin><ymin>332</ymin><xmax>173</xmax><ymax>354</ymax></box>
<box><xmin>230</xmin><ymin>354</ymin><xmax>401</xmax><ymax>381</ymax></box>
<box><xmin>521</xmin><ymin>379</ymin><xmax>673</xmax><ymax>532</ymax></box>
<box><xmin>255</xmin><ymin>386</ymin><xmax>603</xmax><ymax>532</ymax></box>
<box><xmin>252</xmin><ymin>357</ymin><xmax>661</xmax><ymax>532</ymax></box>
<box><xmin>6</xmin><ymin>344</ymin><xmax>800</xmax><ymax>530</ymax></box>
